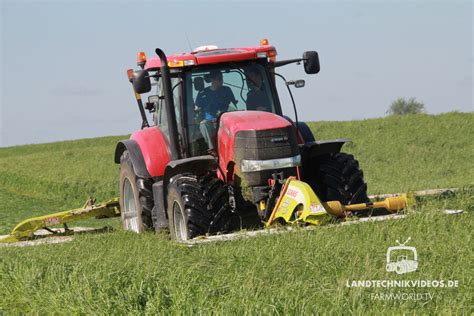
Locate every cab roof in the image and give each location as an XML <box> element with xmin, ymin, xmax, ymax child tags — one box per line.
<box><xmin>145</xmin><ymin>44</ymin><xmax>277</xmax><ymax>70</ymax></box>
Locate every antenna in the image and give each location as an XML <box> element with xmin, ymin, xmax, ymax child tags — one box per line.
<box><xmin>396</xmin><ymin>237</ymin><xmax>411</xmax><ymax>246</ymax></box>
<box><xmin>185</xmin><ymin>33</ymin><xmax>193</xmax><ymax>51</ymax></box>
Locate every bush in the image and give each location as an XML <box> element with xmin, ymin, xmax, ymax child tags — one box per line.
<box><xmin>387</xmin><ymin>97</ymin><xmax>426</xmax><ymax>115</ymax></box>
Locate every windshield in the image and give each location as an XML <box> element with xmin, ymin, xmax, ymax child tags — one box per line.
<box><xmin>184</xmin><ymin>62</ymin><xmax>277</xmax><ymax>156</ymax></box>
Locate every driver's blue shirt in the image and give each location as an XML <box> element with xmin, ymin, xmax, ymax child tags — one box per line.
<box><xmin>196</xmin><ymin>86</ymin><xmax>236</xmax><ymax>119</ymax></box>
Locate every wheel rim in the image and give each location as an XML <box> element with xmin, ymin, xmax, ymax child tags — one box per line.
<box><xmin>173</xmin><ymin>201</ymin><xmax>188</xmax><ymax>240</ymax></box>
<box><xmin>123</xmin><ymin>177</ymin><xmax>140</xmax><ymax>233</ymax></box>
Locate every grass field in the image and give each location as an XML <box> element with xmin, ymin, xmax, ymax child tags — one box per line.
<box><xmin>1</xmin><ymin>112</ymin><xmax>473</xmax><ymax>314</ymax></box>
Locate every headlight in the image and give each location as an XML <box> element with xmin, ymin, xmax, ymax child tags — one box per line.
<box><xmin>240</xmin><ymin>155</ymin><xmax>301</xmax><ymax>172</ymax></box>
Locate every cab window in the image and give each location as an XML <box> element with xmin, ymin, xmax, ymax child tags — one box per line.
<box><xmin>184</xmin><ymin>62</ymin><xmax>276</xmax><ymax>156</ymax></box>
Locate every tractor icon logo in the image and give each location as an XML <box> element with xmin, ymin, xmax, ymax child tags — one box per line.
<box><xmin>386</xmin><ymin>237</ymin><xmax>418</xmax><ymax>274</ymax></box>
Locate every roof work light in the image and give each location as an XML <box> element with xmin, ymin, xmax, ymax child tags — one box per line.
<box><xmin>137</xmin><ymin>52</ymin><xmax>147</xmax><ymax>68</ymax></box>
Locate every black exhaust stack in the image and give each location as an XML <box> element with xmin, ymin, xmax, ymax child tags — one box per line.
<box><xmin>155</xmin><ymin>48</ymin><xmax>182</xmax><ymax>161</ymax></box>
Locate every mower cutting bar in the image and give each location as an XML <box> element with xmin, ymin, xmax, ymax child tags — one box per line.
<box><xmin>0</xmin><ymin>198</ymin><xmax>120</xmax><ymax>243</ymax></box>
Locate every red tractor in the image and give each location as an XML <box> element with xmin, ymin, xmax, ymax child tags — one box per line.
<box><xmin>116</xmin><ymin>40</ymin><xmax>369</xmax><ymax>240</ymax></box>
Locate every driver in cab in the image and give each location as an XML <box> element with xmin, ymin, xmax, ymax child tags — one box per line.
<box><xmin>246</xmin><ymin>67</ymin><xmax>271</xmax><ymax>112</ymax></box>
<box><xmin>195</xmin><ymin>70</ymin><xmax>237</xmax><ymax>151</ymax></box>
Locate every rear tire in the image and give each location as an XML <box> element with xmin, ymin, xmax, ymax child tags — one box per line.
<box><xmin>306</xmin><ymin>152</ymin><xmax>369</xmax><ymax>205</ymax></box>
<box><xmin>119</xmin><ymin>151</ymin><xmax>153</xmax><ymax>232</ymax></box>
<box><xmin>167</xmin><ymin>173</ymin><xmax>230</xmax><ymax>240</ymax></box>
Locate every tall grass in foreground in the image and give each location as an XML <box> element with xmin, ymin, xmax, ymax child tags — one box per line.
<box><xmin>0</xmin><ymin>112</ymin><xmax>473</xmax><ymax>313</ymax></box>
<box><xmin>1</xmin><ymin>191</ymin><xmax>472</xmax><ymax>314</ymax></box>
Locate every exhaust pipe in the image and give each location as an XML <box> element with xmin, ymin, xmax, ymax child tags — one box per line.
<box><xmin>155</xmin><ymin>48</ymin><xmax>182</xmax><ymax>161</ymax></box>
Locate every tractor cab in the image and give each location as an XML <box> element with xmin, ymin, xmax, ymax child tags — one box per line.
<box><xmin>146</xmin><ymin>59</ymin><xmax>281</xmax><ymax>157</ymax></box>
<box><xmin>129</xmin><ymin>41</ymin><xmax>311</xmax><ymax>159</ymax></box>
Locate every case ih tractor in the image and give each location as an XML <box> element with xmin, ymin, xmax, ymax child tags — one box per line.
<box><xmin>116</xmin><ymin>39</ymin><xmax>372</xmax><ymax>241</ymax></box>
<box><xmin>0</xmin><ymin>39</ymin><xmax>408</xmax><ymax>244</ymax></box>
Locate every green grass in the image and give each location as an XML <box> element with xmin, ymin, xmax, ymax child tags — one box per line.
<box><xmin>307</xmin><ymin>112</ymin><xmax>474</xmax><ymax>194</ymax></box>
<box><xmin>0</xmin><ymin>136</ymin><xmax>124</xmax><ymax>233</ymax></box>
<box><xmin>1</xmin><ymin>112</ymin><xmax>473</xmax><ymax>314</ymax></box>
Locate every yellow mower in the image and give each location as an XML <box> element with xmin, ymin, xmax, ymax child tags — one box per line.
<box><xmin>0</xmin><ymin>182</ymin><xmax>409</xmax><ymax>243</ymax></box>
<box><xmin>0</xmin><ymin>198</ymin><xmax>120</xmax><ymax>243</ymax></box>
<box><xmin>266</xmin><ymin>177</ymin><xmax>409</xmax><ymax>226</ymax></box>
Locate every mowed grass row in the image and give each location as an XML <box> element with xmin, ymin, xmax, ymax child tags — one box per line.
<box><xmin>0</xmin><ymin>136</ymin><xmax>123</xmax><ymax>233</ymax></box>
<box><xmin>0</xmin><ymin>112</ymin><xmax>473</xmax><ymax>313</ymax></box>
<box><xmin>1</xmin><ymin>192</ymin><xmax>472</xmax><ymax>314</ymax></box>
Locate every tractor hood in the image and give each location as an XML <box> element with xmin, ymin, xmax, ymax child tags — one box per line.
<box><xmin>218</xmin><ymin>111</ymin><xmax>299</xmax><ymax>187</ymax></box>
<box><xmin>219</xmin><ymin>111</ymin><xmax>291</xmax><ymax>136</ymax></box>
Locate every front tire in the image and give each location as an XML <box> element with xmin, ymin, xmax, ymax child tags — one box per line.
<box><xmin>306</xmin><ymin>152</ymin><xmax>369</xmax><ymax>205</ymax></box>
<box><xmin>167</xmin><ymin>173</ymin><xmax>230</xmax><ymax>241</ymax></box>
<box><xmin>119</xmin><ymin>151</ymin><xmax>153</xmax><ymax>232</ymax></box>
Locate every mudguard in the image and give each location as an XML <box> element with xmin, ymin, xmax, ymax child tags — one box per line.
<box><xmin>301</xmin><ymin>138</ymin><xmax>350</xmax><ymax>159</ymax></box>
<box><xmin>114</xmin><ymin>139</ymin><xmax>151</xmax><ymax>179</ymax></box>
<box><xmin>114</xmin><ymin>127</ymin><xmax>171</xmax><ymax>178</ymax></box>
<box><xmin>151</xmin><ymin>180</ymin><xmax>167</xmax><ymax>231</ymax></box>
<box><xmin>297</xmin><ymin>122</ymin><xmax>316</xmax><ymax>143</ymax></box>
<box><xmin>286</xmin><ymin>119</ymin><xmax>349</xmax><ymax>156</ymax></box>
<box><xmin>163</xmin><ymin>155</ymin><xmax>216</xmax><ymax>189</ymax></box>
<box><xmin>283</xmin><ymin>116</ymin><xmax>315</xmax><ymax>144</ymax></box>
<box><xmin>161</xmin><ymin>155</ymin><xmax>217</xmax><ymax>222</ymax></box>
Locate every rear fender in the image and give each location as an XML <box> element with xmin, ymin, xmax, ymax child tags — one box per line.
<box><xmin>114</xmin><ymin>127</ymin><xmax>171</xmax><ymax>178</ymax></box>
<box><xmin>114</xmin><ymin>140</ymin><xmax>151</xmax><ymax>178</ymax></box>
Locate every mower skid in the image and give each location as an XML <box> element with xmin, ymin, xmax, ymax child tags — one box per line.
<box><xmin>0</xmin><ymin>197</ymin><xmax>120</xmax><ymax>243</ymax></box>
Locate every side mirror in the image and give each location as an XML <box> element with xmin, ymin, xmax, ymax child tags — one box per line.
<box><xmin>286</xmin><ymin>80</ymin><xmax>305</xmax><ymax>88</ymax></box>
<box><xmin>133</xmin><ymin>69</ymin><xmax>151</xmax><ymax>94</ymax></box>
<box><xmin>144</xmin><ymin>95</ymin><xmax>160</xmax><ymax>112</ymax></box>
<box><xmin>294</xmin><ymin>80</ymin><xmax>305</xmax><ymax>88</ymax></box>
<box><xmin>148</xmin><ymin>95</ymin><xmax>160</xmax><ymax>103</ymax></box>
<box><xmin>194</xmin><ymin>77</ymin><xmax>205</xmax><ymax>91</ymax></box>
<box><xmin>302</xmin><ymin>51</ymin><xmax>320</xmax><ymax>74</ymax></box>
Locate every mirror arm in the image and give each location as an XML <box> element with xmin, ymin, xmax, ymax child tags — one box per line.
<box><xmin>273</xmin><ymin>58</ymin><xmax>303</xmax><ymax>68</ymax></box>
<box><xmin>136</xmin><ymin>93</ymin><xmax>150</xmax><ymax>129</ymax></box>
<box><xmin>130</xmin><ymin>80</ymin><xmax>150</xmax><ymax>129</ymax></box>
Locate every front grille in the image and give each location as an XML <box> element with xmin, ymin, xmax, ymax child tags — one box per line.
<box><xmin>234</xmin><ymin>126</ymin><xmax>299</xmax><ymax>160</ymax></box>
<box><xmin>234</xmin><ymin>126</ymin><xmax>299</xmax><ymax>186</ymax></box>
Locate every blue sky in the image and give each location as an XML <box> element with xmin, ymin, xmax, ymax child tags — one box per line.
<box><xmin>1</xmin><ymin>0</ymin><xmax>472</xmax><ymax>147</ymax></box>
